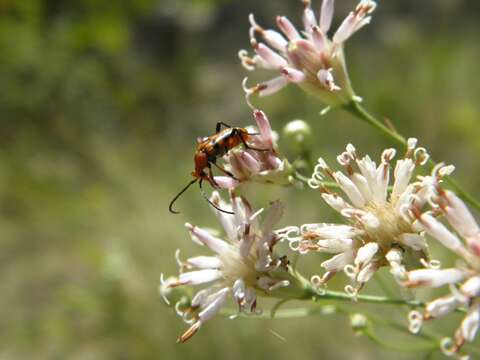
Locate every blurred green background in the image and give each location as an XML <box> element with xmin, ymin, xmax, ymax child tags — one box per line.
<box><xmin>1</xmin><ymin>0</ymin><xmax>479</xmax><ymax>359</ymax></box>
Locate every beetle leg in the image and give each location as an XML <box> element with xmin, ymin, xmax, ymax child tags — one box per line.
<box><xmin>207</xmin><ymin>163</ymin><xmax>219</xmax><ymax>188</ymax></box>
<box><xmin>236</xmin><ymin>130</ymin><xmax>270</xmax><ymax>152</ymax></box>
<box><xmin>215</xmin><ymin>122</ymin><xmax>233</xmax><ymax>133</ymax></box>
<box><xmin>212</xmin><ymin>162</ymin><xmax>239</xmax><ymax>180</ymax></box>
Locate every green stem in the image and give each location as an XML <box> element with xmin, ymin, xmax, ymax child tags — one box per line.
<box><xmin>364</xmin><ymin>330</ymin><xmax>435</xmax><ymax>353</ymax></box>
<box><xmin>343</xmin><ymin>100</ymin><xmax>480</xmax><ymax>212</ymax></box>
<box><xmin>221</xmin><ymin>306</ymin><xmax>437</xmax><ymax>351</ymax></box>
<box><xmin>296</xmin><ymin>272</ymin><xmax>424</xmax><ymax>308</ymax></box>
<box><xmin>343</xmin><ymin>100</ymin><xmax>405</xmax><ymax>148</ymax></box>
<box><xmin>306</xmin><ymin>286</ymin><xmax>424</xmax><ymax>307</ymax></box>
<box><xmin>329</xmin><ymin>303</ymin><xmax>436</xmax><ymax>342</ymax></box>
<box><xmin>220</xmin><ymin>307</ymin><xmax>320</xmax><ymax>319</ymax></box>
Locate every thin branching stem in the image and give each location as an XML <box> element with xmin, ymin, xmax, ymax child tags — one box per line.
<box><xmin>363</xmin><ymin>329</ymin><xmax>436</xmax><ymax>353</ymax></box>
<box><xmin>291</xmin><ymin>270</ymin><xmax>466</xmax><ymax>313</ymax></box>
<box><xmin>300</xmin><ymin>278</ymin><xmax>424</xmax><ymax>308</ymax></box>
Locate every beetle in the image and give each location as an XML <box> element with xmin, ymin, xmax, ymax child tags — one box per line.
<box><xmin>168</xmin><ymin>122</ymin><xmax>268</xmax><ymax>214</ymax></box>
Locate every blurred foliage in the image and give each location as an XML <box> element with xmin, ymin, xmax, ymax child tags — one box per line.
<box><xmin>0</xmin><ymin>0</ymin><xmax>479</xmax><ymax>359</ymax></box>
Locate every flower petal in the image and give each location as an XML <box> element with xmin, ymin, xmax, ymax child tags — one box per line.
<box><xmin>276</xmin><ymin>16</ymin><xmax>301</xmax><ymax>41</ymax></box>
<box><xmin>186</xmin><ymin>256</ymin><xmax>222</xmax><ymax>269</ymax></box>
<box><xmin>198</xmin><ymin>287</ymin><xmax>230</xmax><ymax>321</ymax></box>
<box><xmin>321</xmin><ymin>250</ymin><xmax>354</xmax><ymax>271</ymax></box>
<box><xmin>420</xmin><ymin>213</ymin><xmax>467</xmax><ymax>256</ymax></box>
<box><xmin>405</xmin><ymin>268</ymin><xmax>466</xmax><ymax>288</ymax></box>
<box><xmin>354</xmin><ymin>242</ymin><xmax>378</xmax><ymax>267</ymax></box>
<box><xmin>178</xmin><ymin>269</ymin><xmax>222</xmax><ymax>286</ymax></box>
<box><xmin>186</xmin><ymin>223</ymin><xmax>230</xmax><ymax>254</ymax></box>
<box><xmin>425</xmin><ymin>295</ymin><xmax>460</xmax><ymax>319</ymax></box>
<box><xmin>253</xmin><ymin>109</ymin><xmax>274</xmax><ymax>148</ymax></box>
<box><xmin>456</xmin><ymin>304</ymin><xmax>480</xmax><ymax>343</ymax></box>
<box><xmin>320</xmin><ymin>0</ymin><xmax>335</xmax><ymax>33</ymax></box>
<box><xmin>255</xmin><ymin>42</ymin><xmax>288</xmax><ymax>68</ymax></box>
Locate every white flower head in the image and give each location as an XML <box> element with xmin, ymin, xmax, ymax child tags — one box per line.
<box><xmin>281</xmin><ymin>140</ymin><xmax>434</xmax><ymax>297</ymax></box>
<box><xmin>240</xmin><ymin>0</ymin><xmax>377</xmax><ymax>107</ymax></box>
<box><xmin>163</xmin><ymin>191</ymin><xmax>293</xmax><ymax>342</ymax></box>
<box><xmin>404</xmin><ymin>184</ymin><xmax>480</xmax><ymax>357</ymax></box>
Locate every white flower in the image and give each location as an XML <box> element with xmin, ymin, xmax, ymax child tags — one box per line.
<box><xmin>223</xmin><ymin>110</ymin><xmax>293</xmax><ymax>186</ymax></box>
<box><xmin>404</xmin><ymin>186</ymin><xmax>480</xmax><ymax>357</ymax></box>
<box><xmin>280</xmin><ymin>139</ymin><xmax>436</xmax><ymax>298</ymax></box>
<box><xmin>162</xmin><ymin>191</ymin><xmax>293</xmax><ymax>342</ymax></box>
<box><xmin>239</xmin><ymin>0</ymin><xmax>377</xmax><ymax>107</ymax></box>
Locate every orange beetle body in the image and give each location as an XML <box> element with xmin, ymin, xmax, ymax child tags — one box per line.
<box><xmin>192</xmin><ymin>127</ymin><xmax>250</xmax><ymax>183</ymax></box>
<box><xmin>169</xmin><ymin>124</ymin><xmax>261</xmax><ymax>215</ymax></box>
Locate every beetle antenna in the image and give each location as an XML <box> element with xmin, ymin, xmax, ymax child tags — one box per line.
<box><xmin>169</xmin><ymin>178</ymin><xmax>198</xmax><ymax>214</ymax></box>
<box><xmin>199</xmin><ymin>179</ymin><xmax>234</xmax><ymax>215</ymax></box>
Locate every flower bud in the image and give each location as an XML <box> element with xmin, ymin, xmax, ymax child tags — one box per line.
<box><xmin>283</xmin><ymin>119</ymin><xmax>312</xmax><ymax>155</ymax></box>
<box><xmin>350</xmin><ymin>313</ymin><xmax>369</xmax><ymax>334</ymax></box>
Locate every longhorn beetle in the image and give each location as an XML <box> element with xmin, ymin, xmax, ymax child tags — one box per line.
<box><xmin>168</xmin><ymin>122</ymin><xmax>268</xmax><ymax>214</ymax></box>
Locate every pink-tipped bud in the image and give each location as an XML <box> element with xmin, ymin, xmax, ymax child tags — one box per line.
<box><xmin>443</xmin><ymin>190</ymin><xmax>480</xmax><ymax>239</ymax></box>
<box><xmin>420</xmin><ymin>213</ymin><xmax>467</xmax><ymax>256</ymax></box>
<box><xmin>276</xmin><ymin>16</ymin><xmax>300</xmax><ymax>41</ymax></box>
<box><xmin>281</xmin><ymin>67</ymin><xmax>306</xmax><ymax>83</ymax></box>
<box><xmin>303</xmin><ymin>4</ymin><xmax>317</xmax><ymax>32</ymax></box>
<box><xmin>311</xmin><ymin>25</ymin><xmax>326</xmax><ymax>53</ymax></box>
<box><xmin>263</xmin><ymin>30</ymin><xmax>288</xmax><ymax>52</ymax></box>
<box><xmin>317</xmin><ymin>68</ymin><xmax>341</xmax><ymax>91</ymax></box>
<box><xmin>256</xmin><ymin>76</ymin><xmax>289</xmax><ymax>97</ymax></box>
<box><xmin>320</xmin><ymin>0</ymin><xmax>335</xmax><ymax>33</ymax></box>
<box><xmin>213</xmin><ymin>176</ymin><xmax>240</xmax><ymax>189</ymax></box>
<box><xmin>253</xmin><ymin>109</ymin><xmax>274</xmax><ymax>148</ymax></box>
<box><xmin>238</xmin><ymin>152</ymin><xmax>261</xmax><ymax>174</ymax></box>
<box><xmin>404</xmin><ymin>268</ymin><xmax>465</xmax><ymax>288</ymax></box>
<box><xmin>255</xmin><ymin>43</ymin><xmax>288</xmax><ymax>68</ymax></box>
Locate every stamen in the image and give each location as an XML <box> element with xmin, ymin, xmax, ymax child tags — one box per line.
<box><xmin>238</xmin><ymin>49</ymin><xmax>257</xmax><ymax>71</ymax></box>
<box><xmin>408</xmin><ymin>310</ymin><xmax>423</xmax><ymax>334</ymax></box>
<box><xmin>414</xmin><ymin>147</ymin><xmax>429</xmax><ymax>165</ymax></box>
<box><xmin>440</xmin><ymin>337</ymin><xmax>457</xmax><ymax>356</ymax></box>
<box><xmin>310</xmin><ymin>275</ymin><xmax>327</xmax><ymax>295</ymax></box>
<box><xmin>175</xmin><ymin>249</ymin><xmax>183</xmax><ymax>268</ymax></box>
<box><xmin>177</xmin><ymin>321</ymin><xmax>202</xmax><ymax>343</ymax></box>
<box><xmin>344</xmin><ymin>264</ymin><xmax>357</xmax><ymax>279</ymax></box>
<box><xmin>344</xmin><ymin>284</ymin><xmax>358</xmax><ymax>299</ymax></box>
<box><xmin>308</xmin><ymin>177</ymin><xmax>322</xmax><ymax>189</ymax></box>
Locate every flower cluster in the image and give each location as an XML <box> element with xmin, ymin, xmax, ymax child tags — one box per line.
<box><xmin>240</xmin><ymin>0</ymin><xmax>376</xmax><ymax>108</ymax></box>
<box><xmin>406</xmin><ymin>184</ymin><xmax>480</xmax><ymax>358</ymax></box>
<box><xmin>221</xmin><ymin>110</ymin><xmax>293</xmax><ymax>187</ymax></box>
<box><xmin>161</xmin><ymin>0</ymin><xmax>480</xmax><ymax>357</ymax></box>
<box><xmin>161</xmin><ymin>191</ymin><xmax>296</xmax><ymax>342</ymax></box>
<box><xmin>280</xmin><ymin>139</ymin><xmax>434</xmax><ymax>297</ymax></box>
